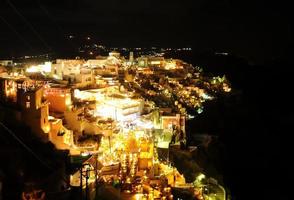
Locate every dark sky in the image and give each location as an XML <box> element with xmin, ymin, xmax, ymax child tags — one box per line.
<box><xmin>0</xmin><ymin>0</ymin><xmax>293</xmax><ymax>62</ymax></box>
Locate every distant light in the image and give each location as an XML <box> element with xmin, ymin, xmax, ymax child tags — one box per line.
<box><xmin>215</xmin><ymin>52</ymin><xmax>228</xmax><ymax>56</ymax></box>
<box><xmin>201</xmin><ymin>93</ymin><xmax>213</xmax><ymax>100</ymax></box>
<box><xmin>197</xmin><ymin>173</ymin><xmax>206</xmax><ymax>181</ymax></box>
<box><xmin>87</xmin><ymin>37</ymin><xmax>91</xmax><ymax>40</ymax></box>
<box><xmin>81</xmin><ymin>152</ymin><xmax>89</xmax><ymax>157</ymax></box>
<box><xmin>188</xmin><ymin>115</ymin><xmax>195</xmax><ymax>119</ymax></box>
<box><xmin>197</xmin><ymin>107</ymin><xmax>203</xmax><ymax>114</ymax></box>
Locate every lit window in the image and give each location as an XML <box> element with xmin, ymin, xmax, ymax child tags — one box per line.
<box><xmin>27</xmin><ymin>95</ymin><xmax>30</xmax><ymax>100</ymax></box>
<box><xmin>26</xmin><ymin>102</ymin><xmax>30</xmax><ymax>108</ymax></box>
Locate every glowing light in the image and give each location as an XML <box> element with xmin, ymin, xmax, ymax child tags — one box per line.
<box><xmin>197</xmin><ymin>107</ymin><xmax>203</xmax><ymax>114</ymax></box>
<box><xmin>65</xmin><ymin>96</ymin><xmax>72</xmax><ymax>106</ymax></box>
<box><xmin>197</xmin><ymin>174</ymin><xmax>206</xmax><ymax>181</ymax></box>
<box><xmin>135</xmin><ymin>130</ymin><xmax>144</xmax><ymax>139</ymax></box>
<box><xmin>42</xmin><ymin>124</ymin><xmax>50</xmax><ymax>133</ymax></box>
<box><xmin>164</xmin><ymin>61</ymin><xmax>177</xmax><ymax>70</ymax></box>
<box><xmin>48</xmin><ymin>116</ymin><xmax>55</xmax><ymax>120</ymax></box>
<box><xmin>26</xmin><ymin>62</ymin><xmax>52</xmax><ymax>73</ymax></box>
<box><xmin>150</xmin><ymin>61</ymin><xmax>161</xmax><ymax>65</ymax></box>
<box><xmin>135</xmin><ymin>193</ymin><xmax>143</xmax><ymax>200</ymax></box>
<box><xmin>188</xmin><ymin>115</ymin><xmax>195</xmax><ymax>119</ymax></box>
<box><xmin>223</xmin><ymin>83</ymin><xmax>231</xmax><ymax>92</ymax></box>
<box><xmin>63</xmin><ymin>131</ymin><xmax>72</xmax><ymax>145</ymax></box>
<box><xmin>81</xmin><ymin>152</ymin><xmax>90</xmax><ymax>157</ymax></box>
<box><xmin>52</xmin><ymin>74</ymin><xmax>62</xmax><ymax>80</ymax></box>
<box><xmin>201</xmin><ymin>93</ymin><xmax>213</xmax><ymax>100</ymax></box>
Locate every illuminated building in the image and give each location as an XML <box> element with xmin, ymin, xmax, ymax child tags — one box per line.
<box><xmin>0</xmin><ymin>77</ymin><xmax>50</xmax><ymax>140</ymax></box>
<box><xmin>43</xmin><ymin>85</ymin><xmax>72</xmax><ymax>113</ymax></box>
<box><xmin>74</xmin><ymin>86</ymin><xmax>144</xmax><ymax>122</ymax></box>
<box><xmin>86</xmin><ymin>53</ymin><xmax>121</xmax><ymax>69</ymax></box>
<box><xmin>88</xmin><ymin>56</ymin><xmax>121</xmax><ymax>85</ymax></box>
<box><xmin>51</xmin><ymin>59</ymin><xmax>85</xmax><ymax>80</ymax></box>
<box><xmin>129</xmin><ymin>51</ymin><xmax>134</xmax><ymax>63</ymax></box>
<box><xmin>94</xmin><ymin>75</ymin><xmax>120</xmax><ymax>87</ymax></box>
<box><xmin>94</xmin><ymin>76</ymin><xmax>108</xmax><ymax>87</ymax></box>
<box><xmin>100</xmin><ymin>75</ymin><xmax>119</xmax><ymax>86</ymax></box>
<box><xmin>0</xmin><ymin>60</ymin><xmax>13</xmax><ymax>66</ymax></box>
<box><xmin>137</xmin><ymin>56</ymin><xmax>165</xmax><ymax>68</ymax></box>
<box><xmin>52</xmin><ymin>60</ymin><xmax>94</xmax><ymax>87</ymax></box>
<box><xmin>137</xmin><ymin>67</ymin><xmax>154</xmax><ymax>75</ymax></box>
<box><xmin>95</xmin><ymin>97</ymin><xmax>144</xmax><ymax>122</ymax></box>
<box><xmin>159</xmin><ymin>164</ymin><xmax>186</xmax><ymax>186</ymax></box>
<box><xmin>19</xmin><ymin>86</ymin><xmax>50</xmax><ymax>139</ymax></box>
<box><xmin>48</xmin><ymin>116</ymin><xmax>75</xmax><ymax>152</ymax></box>
<box><xmin>86</xmin><ymin>57</ymin><xmax>108</xmax><ymax>68</ymax></box>
<box><xmin>138</xmin><ymin>138</ymin><xmax>154</xmax><ymax>170</ymax></box>
<box><xmin>124</xmin><ymin>70</ymin><xmax>135</xmax><ymax>82</ymax></box>
<box><xmin>148</xmin><ymin>56</ymin><xmax>165</xmax><ymax>67</ymax></box>
<box><xmin>0</xmin><ymin>66</ymin><xmax>7</xmax><ymax>75</ymax></box>
<box><xmin>137</xmin><ymin>57</ymin><xmax>148</xmax><ymax>67</ymax></box>
<box><xmin>0</xmin><ymin>77</ymin><xmax>19</xmax><ymax>103</ymax></box>
<box><xmin>50</xmin><ymin>57</ymin><xmax>122</xmax><ymax>88</ymax></box>
<box><xmin>26</xmin><ymin>62</ymin><xmax>52</xmax><ymax>74</ymax></box>
<box><xmin>73</xmin><ymin>71</ymin><xmax>93</xmax><ymax>87</ymax></box>
<box><xmin>161</xmin><ymin>114</ymin><xmax>185</xmax><ymax>133</ymax></box>
<box><xmin>124</xmin><ymin>51</ymin><xmax>135</xmax><ymax>67</ymax></box>
<box><xmin>93</xmin><ymin>66</ymin><xmax>118</xmax><ymax>76</ymax></box>
<box><xmin>164</xmin><ymin>59</ymin><xmax>184</xmax><ymax>70</ymax></box>
<box><xmin>109</xmin><ymin>51</ymin><xmax>121</xmax><ymax>58</ymax></box>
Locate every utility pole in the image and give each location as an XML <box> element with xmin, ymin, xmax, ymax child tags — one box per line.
<box><xmin>80</xmin><ymin>167</ymin><xmax>83</xmax><ymax>199</ymax></box>
<box><xmin>80</xmin><ymin>163</ymin><xmax>91</xmax><ymax>200</ymax></box>
<box><xmin>95</xmin><ymin>154</ymin><xmax>98</xmax><ymax>199</ymax></box>
<box><xmin>85</xmin><ymin>168</ymin><xmax>89</xmax><ymax>200</ymax></box>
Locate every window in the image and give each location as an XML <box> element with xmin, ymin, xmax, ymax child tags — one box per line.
<box><xmin>26</xmin><ymin>102</ymin><xmax>30</xmax><ymax>108</ymax></box>
<box><xmin>27</xmin><ymin>95</ymin><xmax>30</xmax><ymax>100</ymax></box>
<box><xmin>58</xmin><ymin>130</ymin><xmax>65</xmax><ymax>136</ymax></box>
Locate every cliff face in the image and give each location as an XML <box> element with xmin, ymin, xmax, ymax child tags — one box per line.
<box><xmin>168</xmin><ymin>147</ymin><xmax>202</xmax><ymax>183</ymax></box>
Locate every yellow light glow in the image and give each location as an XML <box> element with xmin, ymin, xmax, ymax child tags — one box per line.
<box><xmin>135</xmin><ymin>193</ymin><xmax>143</xmax><ymax>200</ymax></box>
<box><xmin>65</xmin><ymin>96</ymin><xmax>72</xmax><ymax>106</ymax></box>
<box><xmin>26</xmin><ymin>62</ymin><xmax>52</xmax><ymax>73</ymax></box>
<box><xmin>42</xmin><ymin>124</ymin><xmax>50</xmax><ymax>133</ymax></box>
<box><xmin>150</xmin><ymin>61</ymin><xmax>161</xmax><ymax>65</ymax></box>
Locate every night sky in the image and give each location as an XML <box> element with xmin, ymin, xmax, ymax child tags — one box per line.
<box><xmin>0</xmin><ymin>0</ymin><xmax>293</xmax><ymax>63</ymax></box>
